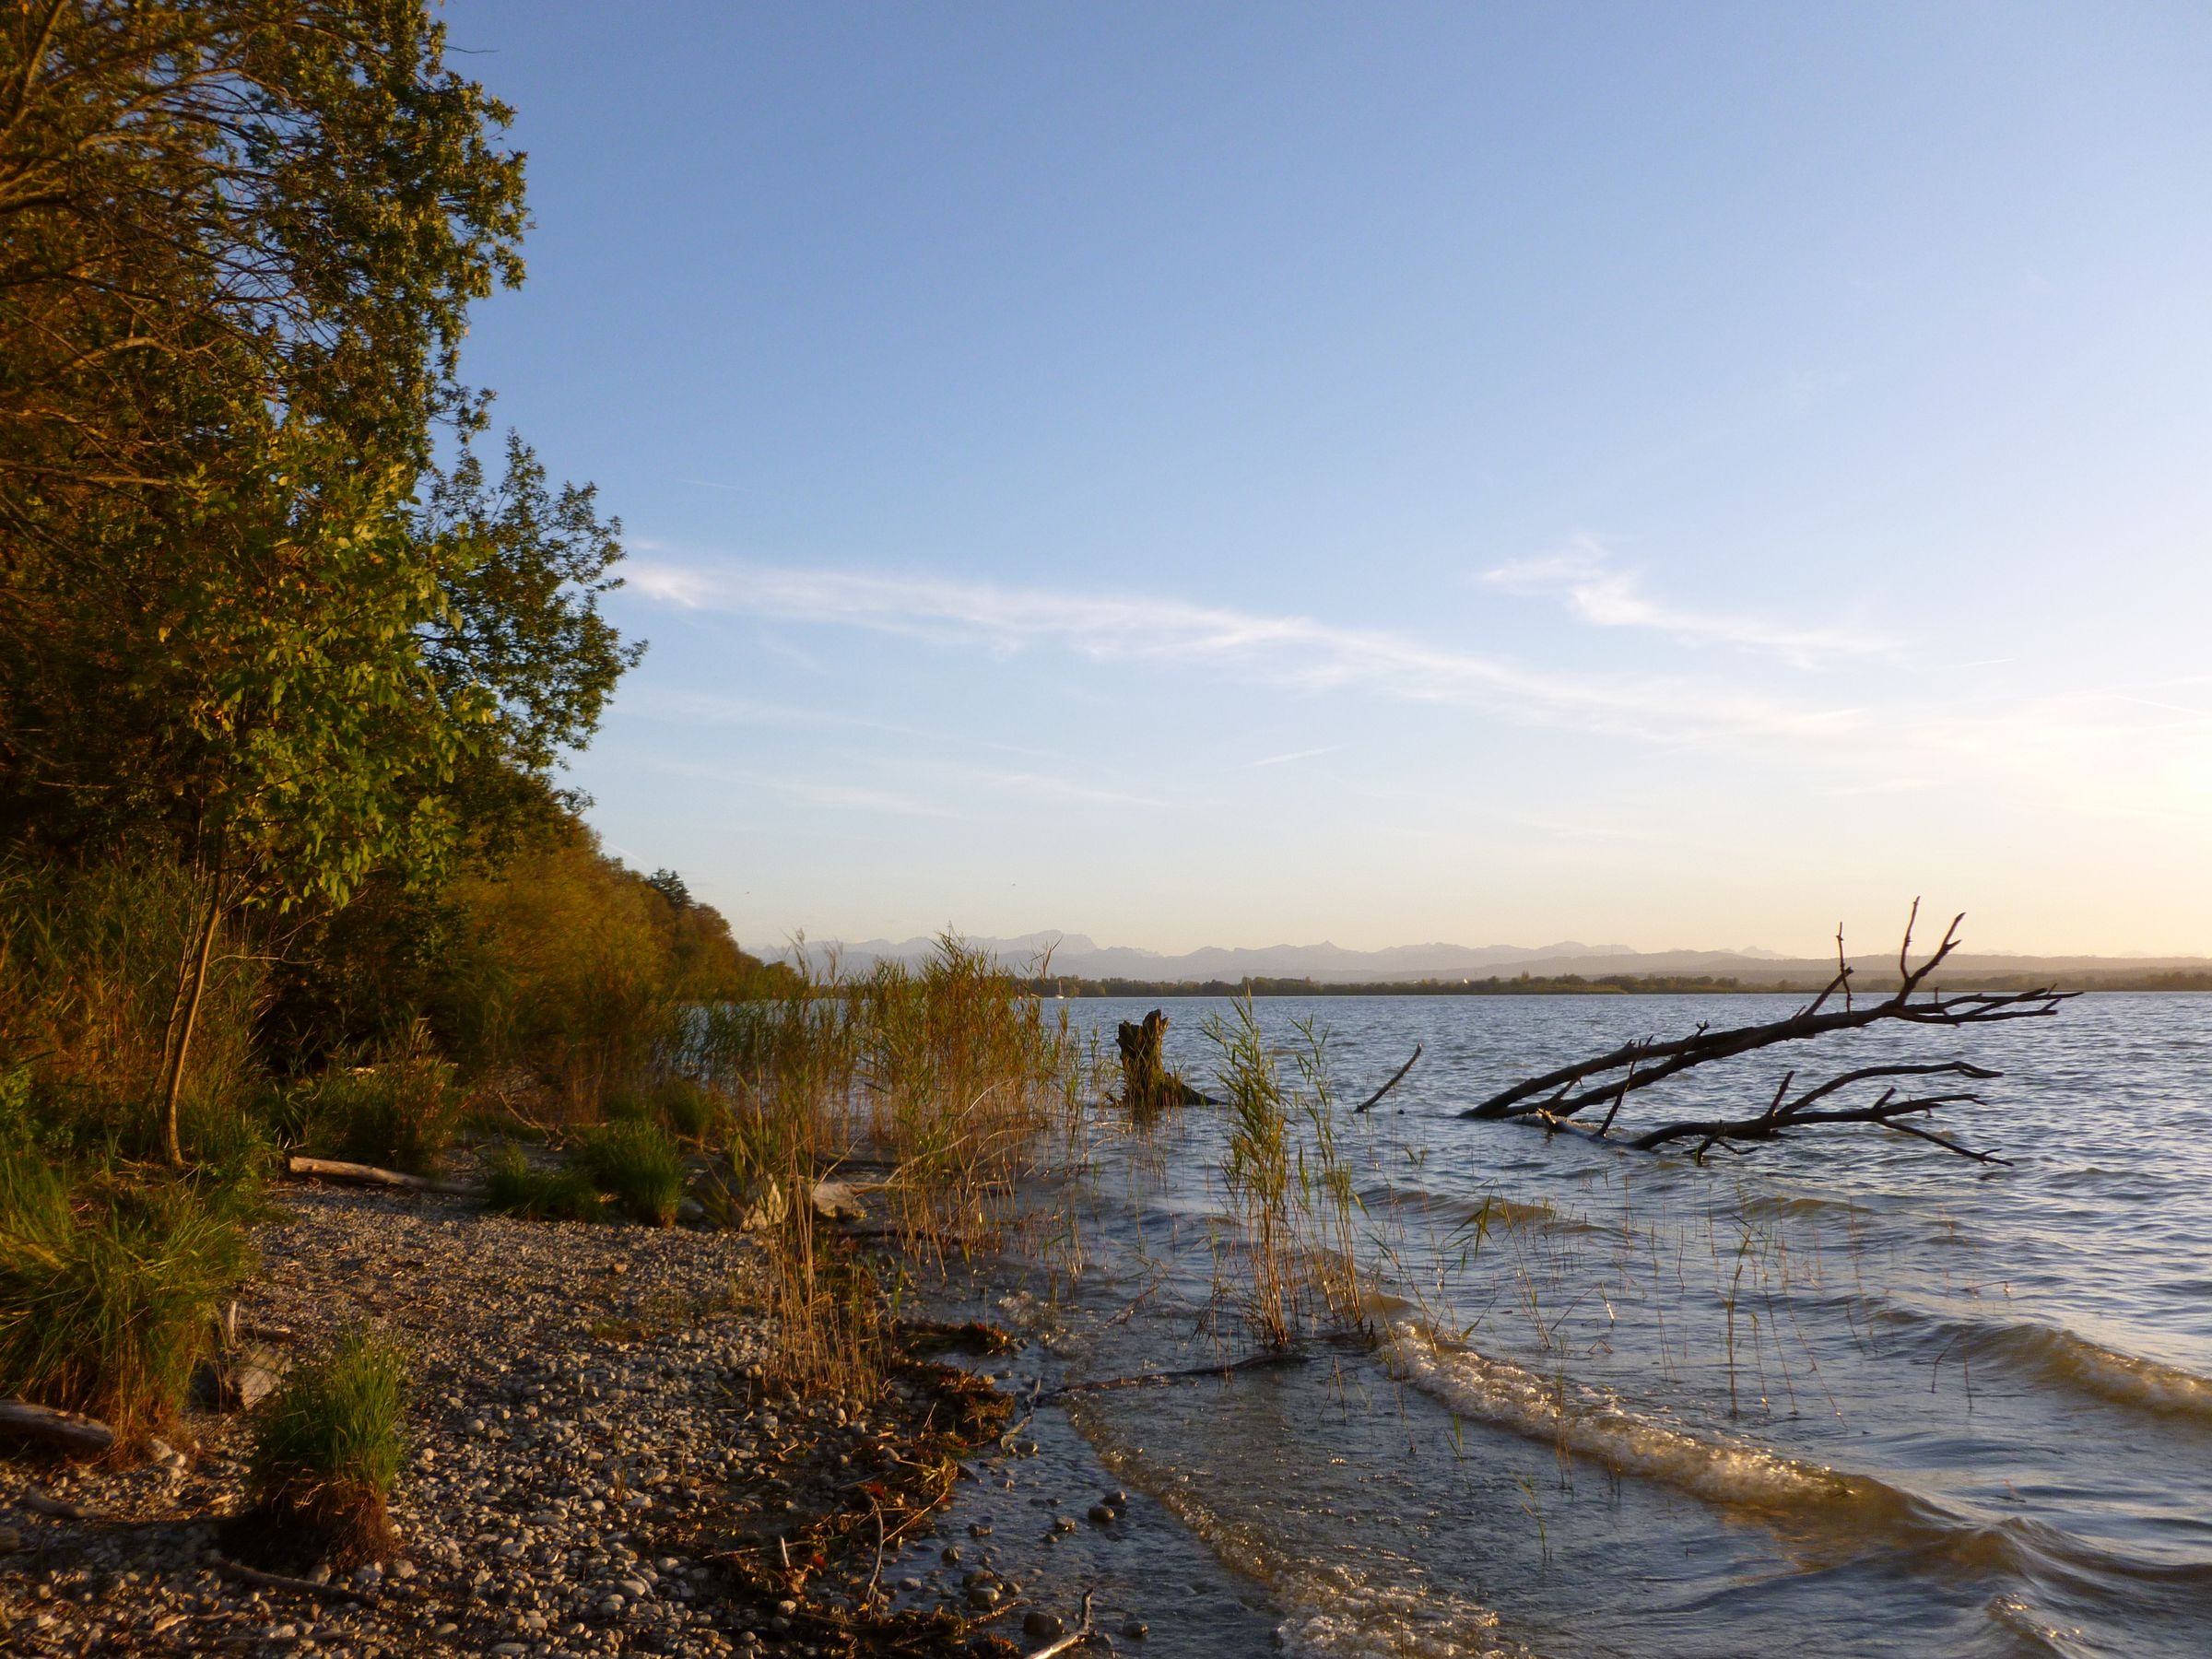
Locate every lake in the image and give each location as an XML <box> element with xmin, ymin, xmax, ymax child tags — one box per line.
<box><xmin>927</xmin><ymin>992</ymin><xmax>2212</xmax><ymax>1658</ymax></box>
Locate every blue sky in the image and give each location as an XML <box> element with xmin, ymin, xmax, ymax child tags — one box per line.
<box><xmin>446</xmin><ymin>2</ymin><xmax>2212</xmax><ymax>958</ymax></box>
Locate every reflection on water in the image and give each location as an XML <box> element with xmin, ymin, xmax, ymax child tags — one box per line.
<box><xmin>963</xmin><ymin>994</ymin><xmax>2212</xmax><ymax>1658</ymax></box>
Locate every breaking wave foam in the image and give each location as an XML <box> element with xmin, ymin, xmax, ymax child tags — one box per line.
<box><xmin>1387</xmin><ymin>1323</ymin><xmax>1923</xmax><ymax>1522</ymax></box>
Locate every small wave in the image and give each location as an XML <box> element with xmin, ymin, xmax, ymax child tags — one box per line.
<box><xmin>1985</xmin><ymin>1323</ymin><xmax>2212</xmax><ymax>1421</ymax></box>
<box><xmin>1866</xmin><ymin>1300</ymin><xmax>2212</xmax><ymax>1424</ymax></box>
<box><xmin>1391</xmin><ymin>1323</ymin><xmax>2212</xmax><ymax>1620</ymax></box>
<box><xmin>1358</xmin><ymin>1187</ymin><xmax>1606</xmax><ymax>1240</ymax></box>
<box><xmin>1272</xmin><ymin>1564</ymin><xmax>1518</xmax><ymax>1659</ymax></box>
<box><xmin>1386</xmin><ymin>1323</ymin><xmax>1925</xmax><ymax>1522</ymax></box>
<box><xmin>1982</xmin><ymin>1593</ymin><xmax>2099</xmax><ymax>1659</ymax></box>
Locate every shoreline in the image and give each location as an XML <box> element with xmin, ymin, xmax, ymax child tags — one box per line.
<box><xmin>0</xmin><ymin>1177</ymin><xmax>1163</xmax><ymax>1658</ymax></box>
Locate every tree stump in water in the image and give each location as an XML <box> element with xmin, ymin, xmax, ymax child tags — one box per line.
<box><xmin>1116</xmin><ymin>1009</ymin><xmax>1204</xmax><ymax>1111</ymax></box>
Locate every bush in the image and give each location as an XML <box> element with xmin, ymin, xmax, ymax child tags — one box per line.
<box><xmin>0</xmin><ymin>1153</ymin><xmax>253</xmax><ymax>1444</ymax></box>
<box><xmin>438</xmin><ymin>830</ymin><xmax>689</xmax><ymax>1109</ymax></box>
<box><xmin>572</xmin><ymin>1119</ymin><xmax>685</xmax><ymax>1227</ymax></box>
<box><xmin>481</xmin><ymin>1143</ymin><xmax>602</xmax><ymax>1223</ymax></box>
<box><xmin>298</xmin><ymin>1044</ymin><xmax>458</xmax><ymax>1175</ymax></box>
<box><xmin>248</xmin><ymin>1330</ymin><xmax>407</xmax><ymax>1567</ymax></box>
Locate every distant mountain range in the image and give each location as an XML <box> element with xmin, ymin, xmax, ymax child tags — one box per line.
<box><xmin>790</xmin><ymin>932</ymin><xmax>2201</xmax><ymax>987</ymax></box>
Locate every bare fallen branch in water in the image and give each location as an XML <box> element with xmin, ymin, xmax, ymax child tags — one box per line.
<box><xmin>1464</xmin><ymin>903</ymin><xmax>2068</xmax><ymax>1124</ymax></box>
<box><xmin>1352</xmin><ymin>1043</ymin><xmax>1423</xmax><ymax>1113</ymax></box>
<box><xmin>1464</xmin><ymin>904</ymin><xmax>2069</xmax><ymax>1163</ymax></box>
<box><xmin>1532</xmin><ymin>1061</ymin><xmax>2010</xmax><ymax>1163</ymax></box>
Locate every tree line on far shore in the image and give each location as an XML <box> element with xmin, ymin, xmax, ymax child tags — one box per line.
<box><xmin>1024</xmin><ymin>973</ymin><xmax>1757</xmax><ymax>997</ymax></box>
<box><xmin>1015</xmin><ymin>969</ymin><xmax>2212</xmax><ymax>999</ymax></box>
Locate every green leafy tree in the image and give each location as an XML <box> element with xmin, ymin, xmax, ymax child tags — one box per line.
<box><xmin>128</xmin><ymin>454</ymin><xmax>483</xmax><ymax>1162</ymax></box>
<box><xmin>0</xmin><ymin>4</ymin><xmax>639</xmax><ymax>1163</ymax></box>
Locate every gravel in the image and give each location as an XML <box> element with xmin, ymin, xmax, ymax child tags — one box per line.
<box><xmin>0</xmin><ymin>1182</ymin><xmax>806</xmax><ymax>1657</ymax></box>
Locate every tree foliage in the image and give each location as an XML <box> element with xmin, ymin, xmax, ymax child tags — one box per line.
<box><xmin>416</xmin><ymin>431</ymin><xmax>641</xmax><ymax>837</ymax></box>
<box><xmin>0</xmin><ymin>3</ymin><xmax>642</xmax><ymax>1160</ymax></box>
<box><xmin>0</xmin><ymin>0</ymin><xmax>525</xmax><ymax>543</ymax></box>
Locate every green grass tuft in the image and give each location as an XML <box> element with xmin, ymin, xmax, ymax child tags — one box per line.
<box><xmin>654</xmin><ymin>1076</ymin><xmax>717</xmax><ymax>1141</ymax></box>
<box><xmin>603</xmin><ymin>1076</ymin><xmax>718</xmax><ymax>1142</ymax></box>
<box><xmin>480</xmin><ymin>1143</ymin><xmax>603</xmax><ymax>1223</ymax></box>
<box><xmin>0</xmin><ymin>1151</ymin><xmax>253</xmax><ymax>1445</ymax></box>
<box><xmin>248</xmin><ymin>1330</ymin><xmax>407</xmax><ymax>1566</ymax></box>
<box><xmin>573</xmin><ymin>1119</ymin><xmax>686</xmax><ymax>1227</ymax></box>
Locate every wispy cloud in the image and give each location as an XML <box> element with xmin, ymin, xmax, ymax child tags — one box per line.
<box><xmin>629</xmin><ymin>562</ymin><xmax>717</xmax><ymax>606</ymax></box>
<box><xmin>619</xmin><ymin>557</ymin><xmax>2208</xmax><ymax>821</ymax></box>
<box><xmin>1483</xmin><ymin>536</ymin><xmax>1892</xmax><ymax>666</ymax></box>
<box><xmin>618</xmin><ymin>686</ymin><xmax>1065</xmax><ymax>760</ymax></box>
<box><xmin>1246</xmin><ymin>745</ymin><xmax>1341</xmax><ymax>769</ymax></box>
<box><xmin>629</xmin><ymin>716</ymin><xmax>1160</xmax><ymax>815</ymax></box>
<box><xmin>945</xmin><ymin>765</ymin><xmax>1168</xmax><ymax>809</ymax></box>
<box><xmin>644</xmin><ymin>756</ymin><xmax>964</xmax><ymax>820</ymax></box>
<box><xmin>625</xmin><ymin>558</ymin><xmax>1858</xmax><ymax>746</ymax></box>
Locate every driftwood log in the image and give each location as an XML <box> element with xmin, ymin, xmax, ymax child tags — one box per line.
<box><xmin>285</xmin><ymin>1156</ymin><xmax>477</xmax><ymax>1195</ymax></box>
<box><xmin>18</xmin><ymin>1487</ymin><xmax>100</xmax><ymax>1519</ymax></box>
<box><xmin>1465</xmin><ymin>904</ymin><xmax>2071</xmax><ymax>1164</ymax></box>
<box><xmin>0</xmin><ymin>1400</ymin><xmax>113</xmax><ymax>1458</ymax></box>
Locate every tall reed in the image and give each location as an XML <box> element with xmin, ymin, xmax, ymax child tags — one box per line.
<box><xmin>853</xmin><ymin>938</ymin><xmax>1073</xmax><ymax>1263</ymax></box>
<box><xmin>1203</xmin><ymin>994</ymin><xmax>1370</xmax><ymax>1347</ymax></box>
<box><xmin>684</xmin><ymin>935</ymin><xmax>1078</xmax><ymax>1393</ymax></box>
<box><xmin>1206</xmin><ymin>994</ymin><xmax>1296</xmax><ymax>1347</ymax></box>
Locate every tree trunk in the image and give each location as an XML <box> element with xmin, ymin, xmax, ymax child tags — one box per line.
<box><xmin>1116</xmin><ymin>1009</ymin><xmax>1206</xmax><ymax>1110</ymax></box>
<box><xmin>159</xmin><ymin>885</ymin><xmax>224</xmax><ymax>1168</ymax></box>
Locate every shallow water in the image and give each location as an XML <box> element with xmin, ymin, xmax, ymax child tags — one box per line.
<box><xmin>946</xmin><ymin>993</ymin><xmax>2212</xmax><ymax>1658</ymax></box>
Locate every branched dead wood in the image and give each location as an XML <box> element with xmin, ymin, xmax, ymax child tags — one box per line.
<box><xmin>1464</xmin><ymin>903</ymin><xmax>2069</xmax><ymax>1124</ymax></box>
<box><xmin>1463</xmin><ymin>903</ymin><xmax>2072</xmax><ymax>1164</ymax></box>
<box><xmin>1532</xmin><ymin>1062</ymin><xmax>2008</xmax><ymax>1164</ymax></box>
